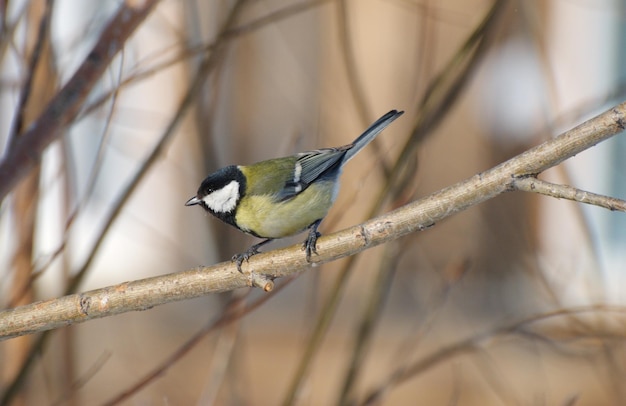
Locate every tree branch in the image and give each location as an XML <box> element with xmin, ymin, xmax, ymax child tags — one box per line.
<box><xmin>1</xmin><ymin>100</ymin><xmax>625</xmax><ymax>341</ymax></box>
<box><xmin>0</xmin><ymin>0</ymin><xmax>158</xmax><ymax>203</ymax></box>
<box><xmin>512</xmin><ymin>177</ymin><xmax>626</xmax><ymax>212</ymax></box>
<box><xmin>360</xmin><ymin>304</ymin><xmax>626</xmax><ymax>405</ymax></box>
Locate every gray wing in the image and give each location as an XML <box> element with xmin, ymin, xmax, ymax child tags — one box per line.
<box><xmin>276</xmin><ymin>147</ymin><xmax>347</xmax><ymax>201</ymax></box>
<box><xmin>275</xmin><ymin>110</ymin><xmax>403</xmax><ymax>201</ymax></box>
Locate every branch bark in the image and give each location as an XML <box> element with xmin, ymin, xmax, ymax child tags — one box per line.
<box><xmin>512</xmin><ymin>177</ymin><xmax>626</xmax><ymax>211</ymax></box>
<box><xmin>1</xmin><ymin>101</ymin><xmax>625</xmax><ymax>341</ymax></box>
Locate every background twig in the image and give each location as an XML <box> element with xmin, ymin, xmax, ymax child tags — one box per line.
<box><xmin>0</xmin><ymin>0</ymin><xmax>158</xmax><ymax>202</ymax></box>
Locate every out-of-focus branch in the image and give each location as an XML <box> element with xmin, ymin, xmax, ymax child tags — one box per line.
<box><xmin>0</xmin><ymin>0</ymin><xmax>158</xmax><ymax>203</ymax></box>
<box><xmin>0</xmin><ymin>100</ymin><xmax>625</xmax><ymax>341</ymax></box>
<box><xmin>0</xmin><ymin>1</ymin><xmax>247</xmax><ymax>402</ymax></box>
<box><xmin>284</xmin><ymin>2</ymin><xmax>506</xmax><ymax>403</ymax></box>
<box><xmin>360</xmin><ymin>304</ymin><xmax>626</xmax><ymax>405</ymax></box>
<box><xmin>101</xmin><ymin>276</ymin><xmax>295</xmax><ymax>406</ymax></box>
<box><xmin>0</xmin><ymin>3</ymin><xmax>158</xmax><ymax>404</ymax></box>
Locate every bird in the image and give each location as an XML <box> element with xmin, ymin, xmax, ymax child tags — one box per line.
<box><xmin>186</xmin><ymin>110</ymin><xmax>404</xmax><ymax>271</ymax></box>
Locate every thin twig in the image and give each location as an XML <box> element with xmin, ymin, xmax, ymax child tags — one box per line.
<box><xmin>0</xmin><ymin>3</ymin><xmax>158</xmax><ymax>404</ymax></box>
<box><xmin>335</xmin><ymin>0</ymin><xmax>379</xmax><ymax>169</ymax></box>
<box><xmin>50</xmin><ymin>351</ymin><xmax>112</xmax><ymax>406</ymax></box>
<box><xmin>7</xmin><ymin>46</ymin><xmax>124</xmax><ymax>309</ymax></box>
<box><xmin>282</xmin><ymin>2</ymin><xmax>506</xmax><ymax>403</ymax></box>
<box><xmin>281</xmin><ymin>254</ymin><xmax>357</xmax><ymax>406</ymax></box>
<box><xmin>80</xmin><ymin>0</ymin><xmax>331</xmax><ymax>123</ymax></box>
<box><xmin>512</xmin><ymin>177</ymin><xmax>626</xmax><ymax>212</ymax></box>
<box><xmin>5</xmin><ymin>0</ymin><xmax>54</xmax><ymax>149</ymax></box>
<box><xmin>360</xmin><ymin>305</ymin><xmax>626</xmax><ymax>405</ymax></box>
<box><xmin>0</xmin><ymin>0</ymin><xmax>158</xmax><ymax>203</ymax></box>
<box><xmin>337</xmin><ymin>242</ymin><xmax>402</xmax><ymax>406</ymax></box>
<box><xmin>101</xmin><ymin>276</ymin><xmax>295</xmax><ymax>406</ymax></box>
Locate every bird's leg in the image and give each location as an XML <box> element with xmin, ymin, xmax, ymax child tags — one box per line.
<box><xmin>303</xmin><ymin>219</ymin><xmax>322</xmax><ymax>261</ymax></box>
<box><xmin>232</xmin><ymin>238</ymin><xmax>273</xmax><ymax>272</ymax></box>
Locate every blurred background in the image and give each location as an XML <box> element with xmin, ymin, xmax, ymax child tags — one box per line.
<box><xmin>1</xmin><ymin>0</ymin><xmax>626</xmax><ymax>404</ymax></box>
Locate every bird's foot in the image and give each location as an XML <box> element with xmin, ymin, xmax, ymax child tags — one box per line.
<box><xmin>232</xmin><ymin>239</ymin><xmax>272</xmax><ymax>272</ymax></box>
<box><xmin>303</xmin><ymin>226</ymin><xmax>321</xmax><ymax>262</ymax></box>
<box><xmin>232</xmin><ymin>248</ymin><xmax>259</xmax><ymax>273</ymax></box>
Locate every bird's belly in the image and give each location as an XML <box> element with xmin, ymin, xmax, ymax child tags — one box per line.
<box><xmin>235</xmin><ymin>183</ymin><xmax>335</xmax><ymax>239</ymax></box>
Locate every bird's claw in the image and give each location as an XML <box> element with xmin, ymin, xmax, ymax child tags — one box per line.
<box><xmin>303</xmin><ymin>230</ymin><xmax>321</xmax><ymax>262</ymax></box>
<box><xmin>232</xmin><ymin>248</ymin><xmax>259</xmax><ymax>272</ymax></box>
<box><xmin>231</xmin><ymin>239</ymin><xmax>273</xmax><ymax>273</ymax></box>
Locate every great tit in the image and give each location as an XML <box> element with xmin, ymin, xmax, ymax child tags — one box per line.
<box><xmin>186</xmin><ymin>109</ymin><xmax>404</xmax><ymax>270</ymax></box>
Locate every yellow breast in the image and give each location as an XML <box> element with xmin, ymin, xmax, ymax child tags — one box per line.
<box><xmin>235</xmin><ymin>181</ymin><xmax>335</xmax><ymax>238</ymax></box>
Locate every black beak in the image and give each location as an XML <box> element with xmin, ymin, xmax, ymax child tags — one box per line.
<box><xmin>185</xmin><ymin>196</ymin><xmax>201</xmax><ymax>206</ymax></box>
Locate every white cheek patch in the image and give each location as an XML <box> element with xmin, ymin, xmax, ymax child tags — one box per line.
<box><xmin>202</xmin><ymin>180</ymin><xmax>240</xmax><ymax>213</ymax></box>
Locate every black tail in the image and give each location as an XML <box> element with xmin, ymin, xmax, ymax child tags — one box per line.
<box><xmin>343</xmin><ymin>110</ymin><xmax>404</xmax><ymax>163</ymax></box>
